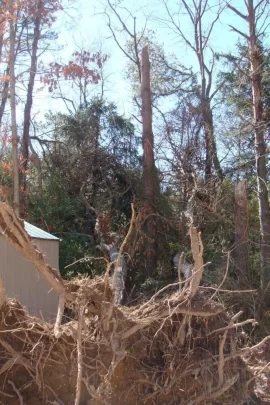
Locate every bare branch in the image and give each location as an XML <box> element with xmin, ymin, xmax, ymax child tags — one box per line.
<box><xmin>210</xmin><ymin>251</ymin><xmax>230</xmax><ymax>300</ymax></box>
<box><xmin>255</xmin><ymin>0</ymin><xmax>267</xmax><ymax>12</ymax></box>
<box><xmin>229</xmin><ymin>25</ymin><xmax>250</xmax><ymax>40</ymax></box>
<box><xmin>80</xmin><ymin>182</ymin><xmax>97</xmax><ymax>214</ymax></box>
<box><xmin>107</xmin><ymin>0</ymin><xmax>135</xmax><ymax>38</ymax></box>
<box><xmin>182</xmin><ymin>0</ymin><xmax>195</xmax><ymax>23</ymax></box>
<box><xmin>203</xmin><ymin>5</ymin><xmax>225</xmax><ymax>50</ymax></box>
<box><xmin>106</xmin><ymin>13</ymin><xmax>137</xmax><ymax>65</ymax></box>
<box><xmin>226</xmin><ymin>3</ymin><xmax>248</xmax><ymax>20</ymax></box>
<box><xmin>161</xmin><ymin>0</ymin><xmax>197</xmax><ymax>53</ymax></box>
<box><xmin>132</xmin><ymin>16</ymin><xmax>141</xmax><ymax>83</ymax></box>
<box><xmin>210</xmin><ymin>78</ymin><xmax>227</xmax><ymax>101</ymax></box>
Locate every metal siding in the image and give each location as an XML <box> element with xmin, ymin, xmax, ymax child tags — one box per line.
<box><xmin>24</xmin><ymin>222</ymin><xmax>59</xmax><ymax>241</ymax></box>
<box><xmin>0</xmin><ymin>237</ymin><xmax>59</xmax><ymax>321</ymax></box>
<box><xmin>34</xmin><ymin>240</ymin><xmax>59</xmax><ymax>320</ymax></box>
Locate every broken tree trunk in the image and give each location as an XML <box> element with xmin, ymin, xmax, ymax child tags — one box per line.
<box><xmin>107</xmin><ymin>244</ymin><xmax>128</xmax><ymax>305</ymax></box>
<box><xmin>141</xmin><ymin>44</ymin><xmax>158</xmax><ymax>278</ymax></box>
<box><xmin>227</xmin><ymin>0</ymin><xmax>270</xmax><ymax>315</ymax></box>
<box><xmin>96</xmin><ymin>205</ymin><xmax>135</xmax><ymax>305</ymax></box>
<box><xmin>247</xmin><ymin>0</ymin><xmax>270</xmax><ymax>290</ymax></box>
<box><xmin>235</xmin><ymin>180</ymin><xmax>249</xmax><ymax>287</ymax></box>
<box><xmin>189</xmin><ymin>227</ymin><xmax>204</xmax><ymax>297</ymax></box>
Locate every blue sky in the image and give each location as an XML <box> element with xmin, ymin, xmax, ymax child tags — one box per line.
<box><xmin>31</xmin><ymin>0</ymin><xmax>265</xmax><ymax>121</ymax></box>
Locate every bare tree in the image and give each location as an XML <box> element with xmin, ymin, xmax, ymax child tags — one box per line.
<box><xmin>160</xmin><ymin>0</ymin><xmax>224</xmax><ymax>182</ymax></box>
<box><xmin>105</xmin><ymin>0</ymin><xmax>142</xmax><ymax>85</ymax></box>
<box><xmin>0</xmin><ymin>2</ymin><xmax>10</xmax><ymax>126</ymax></box>
<box><xmin>21</xmin><ymin>0</ymin><xmax>43</xmax><ymax>218</ymax></box>
<box><xmin>227</xmin><ymin>0</ymin><xmax>270</xmax><ymax>289</ymax></box>
<box><xmin>8</xmin><ymin>0</ymin><xmax>20</xmax><ymax>215</ymax></box>
<box><xmin>141</xmin><ymin>45</ymin><xmax>158</xmax><ymax>276</ymax></box>
<box><xmin>104</xmin><ymin>2</ymin><xmax>160</xmax><ymax>277</ymax></box>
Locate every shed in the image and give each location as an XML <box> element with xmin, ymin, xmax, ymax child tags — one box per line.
<box><xmin>0</xmin><ymin>221</ymin><xmax>60</xmax><ymax>321</ymax></box>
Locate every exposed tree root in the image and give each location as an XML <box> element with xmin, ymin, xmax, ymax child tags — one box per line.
<box><xmin>54</xmin><ymin>293</ymin><xmax>65</xmax><ymax>338</ymax></box>
<box><xmin>8</xmin><ymin>380</ymin><xmax>24</xmax><ymax>405</ymax></box>
<box><xmin>0</xmin><ymin>280</ymin><xmax>265</xmax><ymax>405</ymax></box>
<box><xmin>0</xmin><ymin>203</ymin><xmax>268</xmax><ymax>404</ymax></box>
<box><xmin>74</xmin><ymin>305</ymin><xmax>84</xmax><ymax>405</ymax></box>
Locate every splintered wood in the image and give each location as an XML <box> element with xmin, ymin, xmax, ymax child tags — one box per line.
<box><xmin>189</xmin><ymin>227</ymin><xmax>204</xmax><ymax>296</ymax></box>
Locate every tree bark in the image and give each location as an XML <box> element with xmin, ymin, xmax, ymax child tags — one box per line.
<box><xmin>0</xmin><ymin>68</ymin><xmax>9</xmax><ymax>126</ymax></box>
<box><xmin>234</xmin><ymin>180</ymin><xmax>249</xmax><ymax>287</ymax></box>
<box><xmin>108</xmin><ymin>244</ymin><xmax>128</xmax><ymax>305</ymax></box>
<box><xmin>29</xmin><ymin>138</ymin><xmax>43</xmax><ymax>198</ymax></box>
<box><xmin>247</xmin><ymin>0</ymin><xmax>270</xmax><ymax>289</ymax></box>
<box><xmin>201</xmin><ymin>99</ymin><xmax>223</xmax><ymax>181</ymax></box>
<box><xmin>189</xmin><ymin>227</ymin><xmax>204</xmax><ymax>297</ymax></box>
<box><xmin>0</xmin><ymin>8</ymin><xmax>8</xmax><ymax>125</ymax></box>
<box><xmin>9</xmin><ymin>1</ymin><xmax>20</xmax><ymax>216</ymax></box>
<box><xmin>21</xmin><ymin>2</ymin><xmax>42</xmax><ymax>218</ymax></box>
<box><xmin>141</xmin><ymin>45</ymin><xmax>158</xmax><ymax>278</ymax></box>
<box><xmin>194</xmin><ymin>1</ymin><xmax>223</xmax><ymax>182</ymax></box>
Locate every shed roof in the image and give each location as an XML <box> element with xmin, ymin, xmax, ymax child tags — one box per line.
<box><xmin>24</xmin><ymin>222</ymin><xmax>59</xmax><ymax>241</ymax></box>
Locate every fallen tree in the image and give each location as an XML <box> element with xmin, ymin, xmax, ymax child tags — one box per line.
<box><xmin>0</xmin><ymin>277</ymin><xmax>268</xmax><ymax>404</ymax></box>
<box><xmin>0</xmin><ymin>202</ymin><xmax>269</xmax><ymax>404</ymax></box>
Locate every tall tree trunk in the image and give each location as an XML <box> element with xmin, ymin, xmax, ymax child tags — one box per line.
<box><xmin>9</xmin><ymin>1</ymin><xmax>20</xmax><ymax>216</ymax></box>
<box><xmin>196</xmin><ymin>11</ymin><xmax>223</xmax><ymax>183</ymax></box>
<box><xmin>235</xmin><ymin>180</ymin><xmax>249</xmax><ymax>287</ymax></box>
<box><xmin>248</xmin><ymin>0</ymin><xmax>270</xmax><ymax>289</ymax></box>
<box><xmin>0</xmin><ymin>9</ymin><xmax>8</xmax><ymax>126</ymax></box>
<box><xmin>29</xmin><ymin>138</ymin><xmax>43</xmax><ymax>198</ymax></box>
<box><xmin>141</xmin><ymin>45</ymin><xmax>158</xmax><ymax>278</ymax></box>
<box><xmin>21</xmin><ymin>3</ymin><xmax>42</xmax><ymax>218</ymax></box>
<box><xmin>202</xmin><ymin>99</ymin><xmax>223</xmax><ymax>181</ymax></box>
<box><xmin>90</xmin><ymin>101</ymin><xmax>102</xmax><ymax>230</ymax></box>
<box><xmin>0</xmin><ymin>67</ymin><xmax>9</xmax><ymax>126</ymax></box>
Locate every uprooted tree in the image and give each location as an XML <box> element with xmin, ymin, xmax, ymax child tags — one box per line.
<box><xmin>0</xmin><ymin>202</ymin><xmax>269</xmax><ymax>404</ymax></box>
